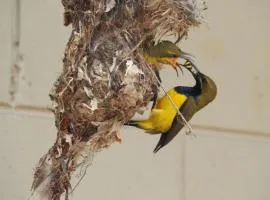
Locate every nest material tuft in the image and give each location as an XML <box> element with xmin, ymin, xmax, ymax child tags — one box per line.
<box><xmin>30</xmin><ymin>0</ymin><xmax>206</xmax><ymax>199</ymax></box>
<box><xmin>145</xmin><ymin>0</ymin><xmax>207</xmax><ymax>38</ymax></box>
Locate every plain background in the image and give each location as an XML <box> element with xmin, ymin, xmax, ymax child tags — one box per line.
<box><xmin>0</xmin><ymin>0</ymin><xmax>270</xmax><ymax>199</ymax></box>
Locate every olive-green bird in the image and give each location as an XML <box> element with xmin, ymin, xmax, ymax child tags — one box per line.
<box><xmin>142</xmin><ymin>36</ymin><xmax>196</xmax><ymax>109</ymax></box>
<box><xmin>126</xmin><ymin>62</ymin><xmax>217</xmax><ymax>153</ymax></box>
<box><xmin>142</xmin><ymin>36</ymin><xmax>194</xmax><ymax>77</ymax></box>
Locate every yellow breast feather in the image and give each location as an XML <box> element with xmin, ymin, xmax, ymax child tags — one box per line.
<box><xmin>137</xmin><ymin>89</ymin><xmax>187</xmax><ymax>133</ymax></box>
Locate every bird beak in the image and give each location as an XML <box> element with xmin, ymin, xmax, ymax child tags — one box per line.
<box><xmin>179</xmin><ymin>51</ymin><xmax>201</xmax><ymax>73</ymax></box>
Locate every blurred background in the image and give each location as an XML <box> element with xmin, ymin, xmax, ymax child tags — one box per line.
<box><xmin>0</xmin><ymin>0</ymin><xmax>270</xmax><ymax>200</ymax></box>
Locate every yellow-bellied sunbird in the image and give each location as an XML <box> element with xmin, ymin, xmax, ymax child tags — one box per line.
<box><xmin>125</xmin><ymin>62</ymin><xmax>217</xmax><ymax>153</ymax></box>
<box><xmin>142</xmin><ymin>36</ymin><xmax>194</xmax><ymax>77</ymax></box>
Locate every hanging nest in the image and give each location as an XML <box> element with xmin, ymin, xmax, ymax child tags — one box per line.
<box><xmin>30</xmin><ymin>0</ymin><xmax>206</xmax><ymax>199</ymax></box>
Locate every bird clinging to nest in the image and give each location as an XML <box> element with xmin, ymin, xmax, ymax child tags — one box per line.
<box><xmin>142</xmin><ymin>35</ymin><xmax>195</xmax><ymax>77</ymax></box>
<box><xmin>125</xmin><ymin>61</ymin><xmax>217</xmax><ymax>153</ymax></box>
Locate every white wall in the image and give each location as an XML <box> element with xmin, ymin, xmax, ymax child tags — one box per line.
<box><xmin>0</xmin><ymin>0</ymin><xmax>270</xmax><ymax>200</ymax></box>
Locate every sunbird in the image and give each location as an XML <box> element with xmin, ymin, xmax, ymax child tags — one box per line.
<box><xmin>142</xmin><ymin>36</ymin><xmax>194</xmax><ymax>77</ymax></box>
<box><xmin>142</xmin><ymin>36</ymin><xmax>196</xmax><ymax>109</ymax></box>
<box><xmin>126</xmin><ymin>62</ymin><xmax>217</xmax><ymax>153</ymax></box>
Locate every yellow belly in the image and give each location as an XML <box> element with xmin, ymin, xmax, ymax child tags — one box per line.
<box><xmin>137</xmin><ymin>89</ymin><xmax>187</xmax><ymax>133</ymax></box>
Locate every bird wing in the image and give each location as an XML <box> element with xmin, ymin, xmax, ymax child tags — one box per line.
<box><xmin>153</xmin><ymin>97</ymin><xmax>197</xmax><ymax>153</ymax></box>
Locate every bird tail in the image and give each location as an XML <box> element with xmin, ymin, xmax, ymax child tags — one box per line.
<box><xmin>153</xmin><ymin>136</ymin><xmax>165</xmax><ymax>153</ymax></box>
